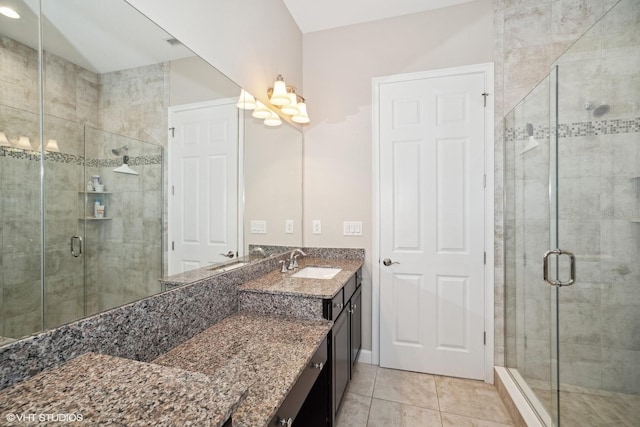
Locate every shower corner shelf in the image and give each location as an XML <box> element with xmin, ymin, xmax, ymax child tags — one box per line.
<box><xmin>79</xmin><ymin>216</ymin><xmax>113</xmax><ymax>221</ymax></box>
<box><xmin>630</xmin><ymin>218</ymin><xmax>640</xmax><ymax>223</ymax></box>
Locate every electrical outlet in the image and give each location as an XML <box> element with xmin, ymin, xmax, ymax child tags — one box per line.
<box><xmin>312</xmin><ymin>220</ymin><xmax>322</xmax><ymax>234</ymax></box>
<box><xmin>285</xmin><ymin>219</ymin><xmax>294</xmax><ymax>234</ymax></box>
<box><xmin>250</xmin><ymin>220</ymin><xmax>267</xmax><ymax>234</ymax></box>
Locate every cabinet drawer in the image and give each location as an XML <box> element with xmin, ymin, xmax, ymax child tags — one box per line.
<box><xmin>343</xmin><ymin>275</ymin><xmax>356</xmax><ymax>302</ymax></box>
<box><xmin>325</xmin><ymin>288</ymin><xmax>344</xmax><ymax>321</ymax></box>
<box><xmin>270</xmin><ymin>337</ymin><xmax>328</xmax><ymax>427</ymax></box>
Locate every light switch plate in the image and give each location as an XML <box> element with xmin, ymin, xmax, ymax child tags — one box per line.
<box><xmin>285</xmin><ymin>219</ymin><xmax>294</xmax><ymax>234</ymax></box>
<box><xmin>312</xmin><ymin>220</ymin><xmax>322</xmax><ymax>234</ymax></box>
<box><xmin>343</xmin><ymin>221</ymin><xmax>363</xmax><ymax>236</ymax></box>
<box><xmin>250</xmin><ymin>220</ymin><xmax>267</xmax><ymax>234</ymax></box>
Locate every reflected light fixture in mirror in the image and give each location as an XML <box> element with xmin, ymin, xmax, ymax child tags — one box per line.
<box><xmin>0</xmin><ymin>6</ymin><xmax>20</xmax><ymax>19</ymax></box>
<box><xmin>252</xmin><ymin>101</ymin><xmax>271</xmax><ymax>119</ymax></box>
<box><xmin>0</xmin><ymin>132</ymin><xmax>10</xmax><ymax>147</ymax></box>
<box><xmin>264</xmin><ymin>110</ymin><xmax>282</xmax><ymax>127</ymax></box>
<box><xmin>236</xmin><ymin>89</ymin><xmax>256</xmax><ymax>109</ymax></box>
<box><xmin>16</xmin><ymin>135</ymin><xmax>32</xmax><ymax>150</ymax></box>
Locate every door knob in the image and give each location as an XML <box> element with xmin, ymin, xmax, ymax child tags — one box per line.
<box><xmin>382</xmin><ymin>258</ymin><xmax>399</xmax><ymax>266</ymax></box>
<box><xmin>219</xmin><ymin>251</ymin><xmax>235</xmax><ymax>258</ymax></box>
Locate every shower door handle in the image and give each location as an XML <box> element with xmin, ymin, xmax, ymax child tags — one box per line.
<box><xmin>543</xmin><ymin>249</ymin><xmax>575</xmax><ymax>287</ymax></box>
<box><xmin>70</xmin><ymin>235</ymin><xmax>83</xmax><ymax>257</ymax></box>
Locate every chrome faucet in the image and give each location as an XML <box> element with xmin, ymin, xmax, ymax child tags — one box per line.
<box><xmin>288</xmin><ymin>249</ymin><xmax>307</xmax><ymax>269</ymax></box>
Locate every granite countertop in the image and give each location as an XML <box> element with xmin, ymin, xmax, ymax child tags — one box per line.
<box><xmin>0</xmin><ymin>352</ymin><xmax>247</xmax><ymax>427</ymax></box>
<box><xmin>153</xmin><ymin>312</ymin><xmax>332</xmax><ymax>427</ymax></box>
<box><xmin>239</xmin><ymin>257</ymin><xmax>363</xmax><ymax>299</ymax></box>
<box><xmin>159</xmin><ymin>255</ymin><xmax>262</xmax><ymax>287</ymax></box>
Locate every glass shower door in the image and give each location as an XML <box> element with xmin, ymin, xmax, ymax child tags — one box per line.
<box><xmin>552</xmin><ymin>0</ymin><xmax>640</xmax><ymax>424</ymax></box>
<box><xmin>504</xmin><ymin>72</ymin><xmax>560</xmax><ymax>425</ymax></box>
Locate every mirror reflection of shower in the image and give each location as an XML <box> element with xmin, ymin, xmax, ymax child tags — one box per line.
<box><xmin>112</xmin><ymin>145</ymin><xmax>139</xmax><ymax>175</ymax></box>
<box><xmin>520</xmin><ymin>122</ymin><xmax>539</xmax><ymax>155</ymax></box>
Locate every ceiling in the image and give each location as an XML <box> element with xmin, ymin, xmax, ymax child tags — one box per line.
<box><xmin>281</xmin><ymin>0</ymin><xmax>477</xmax><ymax>33</ymax></box>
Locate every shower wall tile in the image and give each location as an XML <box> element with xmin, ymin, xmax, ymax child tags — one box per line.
<box><xmin>551</xmin><ymin>0</ymin><xmax>608</xmax><ymax>42</ymax></box>
<box><xmin>557</xmin><ymin>136</ymin><xmax>601</xmax><ymax>178</ymax></box>
<box><xmin>523</xmin><ymin>338</ymin><xmax>552</xmax><ymax>381</ymax></box>
<box><xmin>601</xmin><ymin>348</ymin><xmax>640</xmax><ymax>394</ymax></box>
<box><xmin>0</xmin><ymin>35</ymin><xmax>39</xmax><ymax>114</ymax></box>
<box><xmin>3</xmin><ymin>253</ymin><xmax>40</xmax><ymax>286</ymax></box>
<box><xmin>559</xmin><ymin>343</ymin><xmax>603</xmax><ymax>389</ymax></box>
<box><xmin>558</xmin><ymin>301</ymin><xmax>602</xmax><ymax>346</ymax></box>
<box><xmin>558</xmin><ymin>177</ymin><xmax>601</xmax><ymax>219</ymax></box>
<box><xmin>601</xmin><ymin>304</ymin><xmax>640</xmax><ymax>351</ymax></box>
<box><xmin>3</xmin><ymin>221</ymin><xmax>40</xmax><ymax>255</ymax></box>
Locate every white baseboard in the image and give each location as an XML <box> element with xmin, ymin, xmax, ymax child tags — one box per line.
<box><xmin>357</xmin><ymin>350</ymin><xmax>373</xmax><ymax>364</ymax></box>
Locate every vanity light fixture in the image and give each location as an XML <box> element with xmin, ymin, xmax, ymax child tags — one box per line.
<box><xmin>236</xmin><ymin>89</ymin><xmax>256</xmax><ymax>110</ymax></box>
<box><xmin>0</xmin><ymin>132</ymin><xmax>10</xmax><ymax>147</ymax></box>
<box><xmin>291</xmin><ymin>99</ymin><xmax>310</xmax><ymax>124</ymax></box>
<box><xmin>280</xmin><ymin>91</ymin><xmax>299</xmax><ymax>116</ymax></box>
<box><xmin>264</xmin><ymin>110</ymin><xmax>282</xmax><ymax>127</ymax></box>
<box><xmin>269</xmin><ymin>75</ymin><xmax>290</xmax><ymax>106</ymax></box>
<box><xmin>267</xmin><ymin>75</ymin><xmax>311</xmax><ymax>124</ymax></box>
<box><xmin>16</xmin><ymin>135</ymin><xmax>32</xmax><ymax>150</ymax></box>
<box><xmin>45</xmin><ymin>139</ymin><xmax>60</xmax><ymax>152</ymax></box>
<box><xmin>252</xmin><ymin>101</ymin><xmax>272</xmax><ymax>119</ymax></box>
<box><xmin>0</xmin><ymin>6</ymin><xmax>20</xmax><ymax>19</ymax></box>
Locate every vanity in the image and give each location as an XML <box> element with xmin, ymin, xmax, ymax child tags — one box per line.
<box><xmin>239</xmin><ymin>256</ymin><xmax>363</xmax><ymax>425</ymax></box>
<box><xmin>0</xmin><ymin>249</ymin><xmax>364</xmax><ymax>427</ymax></box>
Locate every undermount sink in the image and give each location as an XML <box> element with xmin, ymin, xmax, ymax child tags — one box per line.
<box><xmin>291</xmin><ymin>267</ymin><xmax>342</xmax><ymax>280</ymax></box>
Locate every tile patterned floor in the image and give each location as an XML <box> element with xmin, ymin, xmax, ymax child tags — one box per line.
<box><xmin>337</xmin><ymin>363</ymin><xmax>514</xmax><ymax>427</ymax></box>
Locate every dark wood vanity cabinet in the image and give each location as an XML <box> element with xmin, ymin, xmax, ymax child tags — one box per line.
<box><xmin>322</xmin><ymin>267</ymin><xmax>363</xmax><ymax>425</ymax></box>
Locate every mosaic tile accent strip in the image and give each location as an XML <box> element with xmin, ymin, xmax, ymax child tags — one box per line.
<box><xmin>504</xmin><ymin>117</ymin><xmax>640</xmax><ymax>142</ymax></box>
<box><xmin>0</xmin><ymin>147</ymin><xmax>161</xmax><ymax>166</ymax></box>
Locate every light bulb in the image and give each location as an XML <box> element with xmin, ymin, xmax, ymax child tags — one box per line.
<box><xmin>264</xmin><ymin>111</ymin><xmax>282</xmax><ymax>127</ymax></box>
<box><xmin>236</xmin><ymin>89</ymin><xmax>256</xmax><ymax>110</ymax></box>
<box><xmin>269</xmin><ymin>75</ymin><xmax>290</xmax><ymax>106</ymax></box>
<box><xmin>252</xmin><ymin>101</ymin><xmax>272</xmax><ymax>119</ymax></box>
<box><xmin>292</xmin><ymin>102</ymin><xmax>310</xmax><ymax>124</ymax></box>
<box><xmin>281</xmin><ymin>93</ymin><xmax>300</xmax><ymax>116</ymax></box>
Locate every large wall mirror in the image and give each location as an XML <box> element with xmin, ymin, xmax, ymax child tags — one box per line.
<box><xmin>0</xmin><ymin>0</ymin><xmax>302</xmax><ymax>345</ymax></box>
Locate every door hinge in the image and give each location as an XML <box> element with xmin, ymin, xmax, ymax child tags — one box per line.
<box><xmin>172</xmin><ymin>185</ymin><xmax>174</xmax><ymax>196</ymax></box>
<box><xmin>484</xmin><ymin>252</ymin><xmax>487</xmax><ymax>264</ymax></box>
<box><xmin>169</xmin><ymin>127</ymin><xmax>175</xmax><ymax>138</ymax></box>
<box><xmin>482</xmin><ymin>92</ymin><xmax>489</xmax><ymax>107</ymax></box>
<box><xmin>171</xmin><ymin>241</ymin><xmax>175</xmax><ymax>251</ymax></box>
<box><xmin>484</xmin><ymin>331</ymin><xmax>487</xmax><ymax>345</ymax></box>
<box><xmin>483</xmin><ymin>174</ymin><xmax>486</xmax><ymax>188</ymax></box>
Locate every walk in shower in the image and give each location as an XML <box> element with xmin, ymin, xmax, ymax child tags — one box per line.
<box><xmin>504</xmin><ymin>0</ymin><xmax>640</xmax><ymax>424</ymax></box>
<box><xmin>0</xmin><ymin>0</ymin><xmax>167</xmax><ymax>344</ymax></box>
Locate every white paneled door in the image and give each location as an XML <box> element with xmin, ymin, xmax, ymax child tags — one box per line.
<box><xmin>378</xmin><ymin>68</ymin><xmax>488</xmax><ymax>380</ymax></box>
<box><xmin>169</xmin><ymin>100</ymin><xmax>239</xmax><ymax>275</ymax></box>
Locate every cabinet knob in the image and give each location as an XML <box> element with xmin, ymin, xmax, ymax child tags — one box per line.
<box><xmin>333</xmin><ymin>302</ymin><xmax>344</xmax><ymax>309</ymax></box>
<box><xmin>278</xmin><ymin>417</ymin><xmax>293</xmax><ymax>427</ymax></box>
<box><xmin>311</xmin><ymin>361</ymin><xmax>324</xmax><ymax>370</ymax></box>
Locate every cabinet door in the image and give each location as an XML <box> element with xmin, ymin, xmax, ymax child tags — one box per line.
<box><xmin>333</xmin><ymin>308</ymin><xmax>350</xmax><ymax>417</ymax></box>
<box><xmin>350</xmin><ymin>286</ymin><xmax>362</xmax><ymax>370</ymax></box>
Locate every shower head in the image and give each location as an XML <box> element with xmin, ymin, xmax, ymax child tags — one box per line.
<box><xmin>585</xmin><ymin>102</ymin><xmax>610</xmax><ymax>118</ymax></box>
<box><xmin>111</xmin><ymin>145</ymin><xmax>129</xmax><ymax>156</ymax></box>
<box><xmin>592</xmin><ymin>104</ymin><xmax>610</xmax><ymax>117</ymax></box>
